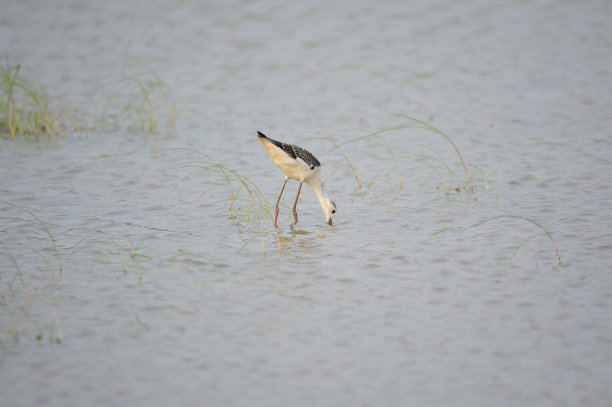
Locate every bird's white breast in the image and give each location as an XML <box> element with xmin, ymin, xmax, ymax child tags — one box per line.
<box><xmin>260</xmin><ymin>138</ymin><xmax>317</xmax><ymax>182</ymax></box>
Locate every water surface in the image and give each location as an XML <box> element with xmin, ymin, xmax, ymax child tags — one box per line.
<box><xmin>1</xmin><ymin>1</ymin><xmax>612</xmax><ymax>406</ymax></box>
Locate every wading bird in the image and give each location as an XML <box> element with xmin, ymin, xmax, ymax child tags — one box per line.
<box><xmin>257</xmin><ymin>131</ymin><xmax>336</xmax><ymax>227</ymax></box>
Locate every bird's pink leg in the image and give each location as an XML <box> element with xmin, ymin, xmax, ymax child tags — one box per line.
<box><xmin>292</xmin><ymin>181</ymin><xmax>302</xmax><ymax>225</ymax></box>
<box><xmin>274</xmin><ymin>178</ymin><xmax>288</xmax><ymax>228</ymax></box>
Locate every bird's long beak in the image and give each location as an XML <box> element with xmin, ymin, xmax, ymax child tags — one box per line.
<box><xmin>327</xmin><ymin>219</ymin><xmax>333</xmax><ymax>225</ymax></box>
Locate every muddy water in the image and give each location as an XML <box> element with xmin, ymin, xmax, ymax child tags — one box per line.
<box><xmin>2</xmin><ymin>0</ymin><xmax>612</xmax><ymax>406</ymax></box>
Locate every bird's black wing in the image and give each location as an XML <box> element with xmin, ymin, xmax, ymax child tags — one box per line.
<box><xmin>257</xmin><ymin>131</ymin><xmax>321</xmax><ymax>169</ymax></box>
<box><xmin>291</xmin><ymin>145</ymin><xmax>320</xmax><ymax>169</ymax></box>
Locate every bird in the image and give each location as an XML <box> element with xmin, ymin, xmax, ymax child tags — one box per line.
<box><xmin>257</xmin><ymin>131</ymin><xmax>336</xmax><ymax>227</ymax></box>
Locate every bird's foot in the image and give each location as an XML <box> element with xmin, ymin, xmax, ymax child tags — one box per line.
<box><xmin>292</xmin><ymin>211</ymin><xmax>298</xmax><ymax>225</ymax></box>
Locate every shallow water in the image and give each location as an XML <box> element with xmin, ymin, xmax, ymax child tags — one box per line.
<box><xmin>2</xmin><ymin>0</ymin><xmax>612</xmax><ymax>406</ymax></box>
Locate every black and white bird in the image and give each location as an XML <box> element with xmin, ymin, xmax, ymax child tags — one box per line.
<box><xmin>257</xmin><ymin>131</ymin><xmax>336</xmax><ymax>227</ymax></box>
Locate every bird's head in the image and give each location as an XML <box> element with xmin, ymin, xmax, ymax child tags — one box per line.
<box><xmin>324</xmin><ymin>198</ymin><xmax>336</xmax><ymax>225</ymax></box>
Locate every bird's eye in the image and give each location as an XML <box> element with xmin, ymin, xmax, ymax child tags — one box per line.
<box><xmin>331</xmin><ymin>209</ymin><xmax>336</xmax><ymax>214</ymax></box>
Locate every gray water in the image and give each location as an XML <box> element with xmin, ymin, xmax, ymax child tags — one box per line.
<box><xmin>1</xmin><ymin>0</ymin><xmax>612</xmax><ymax>406</ymax></box>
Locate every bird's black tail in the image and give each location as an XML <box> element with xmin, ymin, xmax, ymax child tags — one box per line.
<box><xmin>257</xmin><ymin>131</ymin><xmax>286</xmax><ymax>154</ymax></box>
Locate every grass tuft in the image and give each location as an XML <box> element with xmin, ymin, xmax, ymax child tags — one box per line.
<box><xmin>172</xmin><ymin>148</ymin><xmax>271</xmax><ymax>227</ymax></box>
<box><xmin>472</xmin><ymin>214</ymin><xmax>562</xmax><ymax>266</ymax></box>
<box><xmin>317</xmin><ymin>116</ymin><xmax>485</xmax><ymax>202</ymax></box>
<box><xmin>1</xmin><ymin>61</ymin><xmax>60</xmax><ymax>139</ymax></box>
<box><xmin>1</xmin><ymin>62</ymin><xmax>178</xmax><ymax>139</ymax></box>
<box><xmin>395</xmin><ymin>114</ymin><xmax>474</xmax><ymax>191</ymax></box>
<box><xmin>100</xmin><ymin>73</ymin><xmax>177</xmax><ymax>135</ymax></box>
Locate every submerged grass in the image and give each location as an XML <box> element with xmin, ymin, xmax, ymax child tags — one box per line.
<box><xmin>1</xmin><ymin>202</ymin><xmax>63</xmax><ymax>278</ymax></box>
<box><xmin>0</xmin><ymin>202</ymin><xmax>66</xmax><ymax>348</ymax></box>
<box><xmin>0</xmin><ymin>241</ymin><xmax>31</xmax><ymax>307</ymax></box>
<box><xmin>316</xmin><ymin>117</ymin><xmax>559</xmax><ymax>267</ymax></box>
<box><xmin>168</xmin><ymin>250</ymin><xmax>229</xmax><ymax>293</ymax></box>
